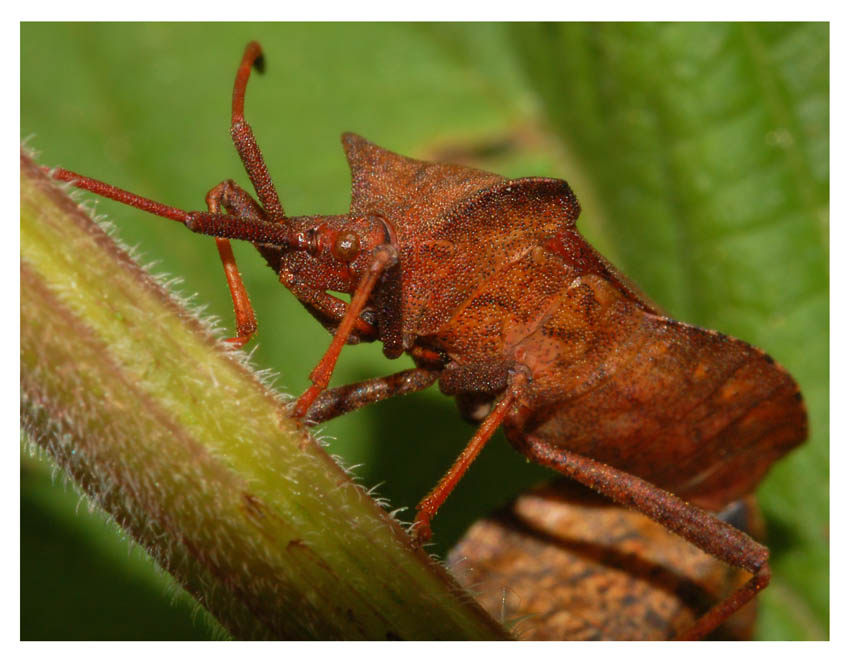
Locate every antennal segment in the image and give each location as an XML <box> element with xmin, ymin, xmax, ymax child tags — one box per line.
<box><xmin>230</xmin><ymin>41</ymin><xmax>285</xmax><ymax>220</ymax></box>
<box><xmin>48</xmin><ymin>167</ymin><xmax>191</xmax><ymax>223</ymax></box>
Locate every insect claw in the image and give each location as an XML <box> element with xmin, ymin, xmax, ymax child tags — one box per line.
<box><xmin>411</xmin><ymin>517</ymin><xmax>433</xmax><ymax>546</ymax></box>
<box><xmin>224</xmin><ymin>335</ymin><xmax>251</xmax><ymax>349</ymax></box>
<box><xmin>293</xmin><ymin>384</ymin><xmax>323</xmax><ymax>420</ymax></box>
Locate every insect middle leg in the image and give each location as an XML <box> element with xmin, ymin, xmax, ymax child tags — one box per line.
<box><xmin>412</xmin><ymin>372</ymin><xmax>524</xmax><ymax>544</ymax></box>
<box><xmin>304</xmin><ymin>368</ymin><xmax>438</xmax><ymax>424</ymax></box>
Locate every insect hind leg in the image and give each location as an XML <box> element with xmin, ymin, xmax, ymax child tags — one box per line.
<box><xmin>509</xmin><ymin>433</ymin><xmax>771</xmax><ymax>640</ymax></box>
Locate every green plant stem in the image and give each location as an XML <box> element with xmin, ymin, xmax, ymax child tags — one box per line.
<box><xmin>20</xmin><ymin>152</ymin><xmax>508</xmax><ymax>640</ymax></box>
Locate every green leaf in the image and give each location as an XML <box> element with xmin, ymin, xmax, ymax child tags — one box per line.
<box><xmin>510</xmin><ymin>22</ymin><xmax>828</xmax><ymax>639</ymax></box>
<box><xmin>21</xmin><ymin>22</ymin><xmax>827</xmax><ymax>639</ymax></box>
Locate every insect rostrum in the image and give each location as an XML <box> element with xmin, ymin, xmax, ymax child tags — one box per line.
<box><xmin>47</xmin><ymin>41</ymin><xmax>807</xmax><ymax>640</ymax></box>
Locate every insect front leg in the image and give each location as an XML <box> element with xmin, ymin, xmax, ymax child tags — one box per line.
<box><xmin>511</xmin><ymin>436</ymin><xmax>771</xmax><ymax>640</ymax></box>
<box><xmin>205</xmin><ymin>180</ymin><xmax>268</xmax><ymax>347</ymax></box>
<box><xmin>292</xmin><ymin>245</ymin><xmax>399</xmax><ymax>419</ymax></box>
<box><xmin>279</xmin><ymin>265</ymin><xmax>379</xmax><ymax>342</ymax></box>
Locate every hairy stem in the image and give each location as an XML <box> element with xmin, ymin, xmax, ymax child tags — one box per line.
<box><xmin>20</xmin><ymin>152</ymin><xmax>508</xmax><ymax>640</ymax></box>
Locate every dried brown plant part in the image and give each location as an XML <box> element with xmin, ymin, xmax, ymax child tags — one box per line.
<box><xmin>449</xmin><ymin>480</ymin><xmax>763</xmax><ymax>641</ymax></box>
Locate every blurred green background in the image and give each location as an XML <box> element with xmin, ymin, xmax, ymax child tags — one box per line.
<box><xmin>20</xmin><ymin>23</ymin><xmax>828</xmax><ymax>639</ymax></box>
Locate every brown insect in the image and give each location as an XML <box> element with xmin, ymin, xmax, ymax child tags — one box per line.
<box><xmin>47</xmin><ymin>42</ymin><xmax>807</xmax><ymax>640</ymax></box>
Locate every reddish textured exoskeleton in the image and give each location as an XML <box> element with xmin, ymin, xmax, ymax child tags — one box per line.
<box><xmin>47</xmin><ymin>42</ymin><xmax>807</xmax><ymax>640</ymax></box>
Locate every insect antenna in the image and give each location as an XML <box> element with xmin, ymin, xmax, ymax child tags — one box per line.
<box><xmin>47</xmin><ymin>167</ymin><xmax>194</xmax><ymax>224</ymax></box>
<box><xmin>46</xmin><ymin>42</ymin><xmax>294</xmax><ymax>249</ymax></box>
<box><xmin>45</xmin><ymin>166</ymin><xmax>303</xmax><ymax>249</ymax></box>
<box><xmin>229</xmin><ymin>41</ymin><xmax>285</xmax><ymax>220</ymax></box>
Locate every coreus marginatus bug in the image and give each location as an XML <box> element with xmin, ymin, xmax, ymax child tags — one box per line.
<box><xmin>47</xmin><ymin>42</ymin><xmax>807</xmax><ymax>640</ymax></box>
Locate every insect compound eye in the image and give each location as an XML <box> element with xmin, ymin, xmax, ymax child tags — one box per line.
<box><xmin>332</xmin><ymin>231</ymin><xmax>361</xmax><ymax>263</ymax></box>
